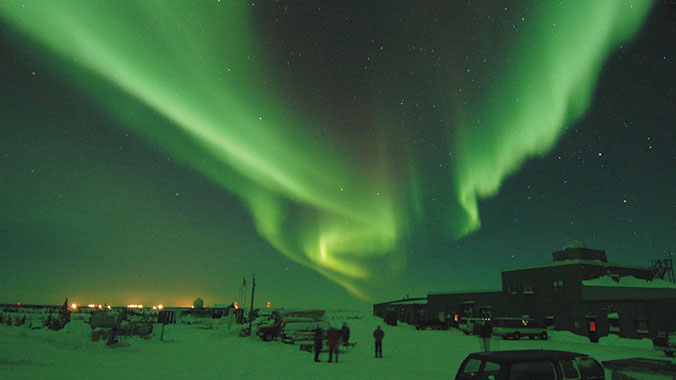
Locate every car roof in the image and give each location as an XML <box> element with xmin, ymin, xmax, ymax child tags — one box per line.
<box><xmin>466</xmin><ymin>350</ymin><xmax>589</xmax><ymax>363</ymax></box>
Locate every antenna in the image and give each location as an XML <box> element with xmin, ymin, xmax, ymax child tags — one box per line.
<box><xmin>652</xmin><ymin>252</ymin><xmax>675</xmax><ymax>284</ymax></box>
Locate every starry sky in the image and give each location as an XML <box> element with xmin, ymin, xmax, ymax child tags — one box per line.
<box><xmin>0</xmin><ymin>1</ymin><xmax>674</xmax><ymax>310</ymax></box>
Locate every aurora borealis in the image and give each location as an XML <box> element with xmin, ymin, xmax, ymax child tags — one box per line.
<box><xmin>1</xmin><ymin>1</ymin><xmax>674</xmax><ymax>309</ymax></box>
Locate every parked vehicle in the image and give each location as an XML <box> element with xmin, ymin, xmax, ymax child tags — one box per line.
<box><xmin>492</xmin><ymin>317</ymin><xmax>548</xmax><ymax>340</ymax></box>
<box><xmin>653</xmin><ymin>331</ymin><xmax>676</xmax><ymax>357</ymax></box>
<box><xmin>455</xmin><ymin>350</ymin><xmax>605</xmax><ymax>380</ymax></box>
<box><xmin>458</xmin><ymin>317</ymin><xmax>488</xmax><ymax>335</ymax></box>
<box><xmin>256</xmin><ymin>313</ymin><xmax>329</xmax><ymax>343</ymax></box>
<box><xmin>415</xmin><ymin>318</ymin><xmax>452</xmax><ymax>330</ymax></box>
<box><xmin>603</xmin><ymin>357</ymin><xmax>676</xmax><ymax>378</ymax></box>
<box><xmin>280</xmin><ymin>319</ymin><xmax>329</xmax><ymax>344</ymax></box>
<box><xmin>256</xmin><ymin>320</ymin><xmax>282</xmax><ymax>342</ymax></box>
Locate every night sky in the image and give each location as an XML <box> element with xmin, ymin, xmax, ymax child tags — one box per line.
<box><xmin>1</xmin><ymin>1</ymin><xmax>674</xmax><ymax>310</ymax></box>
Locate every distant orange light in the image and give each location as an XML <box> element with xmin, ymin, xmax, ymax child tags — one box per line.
<box><xmin>158</xmin><ymin>304</ymin><xmax>163</xmax><ymax>310</ymax></box>
<box><xmin>234</xmin><ymin>302</ymin><xmax>239</xmax><ymax>309</ymax></box>
<box><xmin>267</xmin><ymin>301</ymin><xmax>271</xmax><ymax>308</ymax></box>
<box><xmin>70</xmin><ymin>303</ymin><xmax>77</xmax><ymax>310</ymax></box>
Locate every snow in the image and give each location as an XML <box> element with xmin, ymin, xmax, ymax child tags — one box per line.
<box><xmin>0</xmin><ymin>311</ymin><xmax>672</xmax><ymax>379</ymax></box>
<box><xmin>583</xmin><ymin>275</ymin><xmax>676</xmax><ymax>288</ymax></box>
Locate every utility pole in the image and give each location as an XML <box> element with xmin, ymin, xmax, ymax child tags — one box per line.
<box><xmin>248</xmin><ymin>275</ymin><xmax>256</xmax><ymax>336</ymax></box>
<box><xmin>668</xmin><ymin>250</ymin><xmax>675</xmax><ymax>284</ymax></box>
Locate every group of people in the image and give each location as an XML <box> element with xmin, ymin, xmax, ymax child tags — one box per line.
<box><xmin>311</xmin><ymin>319</ymin><xmax>493</xmax><ymax>363</ymax></box>
<box><xmin>313</xmin><ymin>323</ymin><xmax>350</xmax><ymax>363</ymax></box>
<box><xmin>313</xmin><ymin>324</ymin><xmax>386</xmax><ymax>362</ymax></box>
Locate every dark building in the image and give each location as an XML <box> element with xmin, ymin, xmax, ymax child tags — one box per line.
<box><xmin>377</xmin><ymin>247</ymin><xmax>676</xmax><ymax>339</ymax></box>
<box><xmin>373</xmin><ymin>297</ymin><xmax>427</xmax><ymax>326</ymax></box>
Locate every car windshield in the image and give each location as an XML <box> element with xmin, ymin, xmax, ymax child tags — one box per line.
<box><xmin>510</xmin><ymin>361</ymin><xmax>556</xmax><ymax>380</ymax></box>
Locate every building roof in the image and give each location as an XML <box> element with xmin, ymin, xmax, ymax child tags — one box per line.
<box><xmin>501</xmin><ymin>259</ymin><xmax>652</xmax><ymax>273</ymax></box>
<box><xmin>428</xmin><ymin>289</ymin><xmax>503</xmax><ymax>296</ymax></box>
<box><xmin>581</xmin><ymin>275</ymin><xmax>676</xmax><ymax>301</ymax></box>
<box><xmin>582</xmin><ymin>286</ymin><xmax>676</xmax><ymax>301</ymax></box>
<box><xmin>373</xmin><ymin>297</ymin><xmax>426</xmax><ymax>306</ymax></box>
<box><xmin>386</xmin><ymin>298</ymin><xmax>427</xmax><ymax>305</ymax></box>
<box><xmin>583</xmin><ymin>275</ymin><xmax>676</xmax><ymax>289</ymax></box>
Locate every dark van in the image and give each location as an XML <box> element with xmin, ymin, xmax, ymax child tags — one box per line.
<box><xmin>455</xmin><ymin>350</ymin><xmax>605</xmax><ymax>380</ymax></box>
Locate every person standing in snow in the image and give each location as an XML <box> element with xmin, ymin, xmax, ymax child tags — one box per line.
<box><xmin>479</xmin><ymin>320</ymin><xmax>493</xmax><ymax>352</ymax></box>
<box><xmin>373</xmin><ymin>325</ymin><xmax>384</xmax><ymax>358</ymax></box>
<box><xmin>313</xmin><ymin>326</ymin><xmax>324</xmax><ymax>362</ymax></box>
<box><xmin>341</xmin><ymin>323</ymin><xmax>350</xmax><ymax>346</ymax></box>
<box><xmin>328</xmin><ymin>327</ymin><xmax>340</xmax><ymax>363</ymax></box>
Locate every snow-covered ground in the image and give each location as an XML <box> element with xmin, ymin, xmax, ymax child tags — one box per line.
<box><xmin>0</xmin><ymin>311</ymin><xmax>670</xmax><ymax>379</ymax></box>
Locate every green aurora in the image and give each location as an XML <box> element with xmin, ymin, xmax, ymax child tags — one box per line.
<box><xmin>0</xmin><ymin>1</ymin><xmax>654</xmax><ymax>300</ymax></box>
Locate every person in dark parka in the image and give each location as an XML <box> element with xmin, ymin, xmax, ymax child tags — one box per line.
<box><xmin>340</xmin><ymin>323</ymin><xmax>350</xmax><ymax>346</ymax></box>
<box><xmin>327</xmin><ymin>327</ymin><xmax>340</xmax><ymax>363</ymax></box>
<box><xmin>373</xmin><ymin>325</ymin><xmax>384</xmax><ymax>358</ymax></box>
<box><xmin>479</xmin><ymin>320</ymin><xmax>493</xmax><ymax>352</ymax></box>
<box><xmin>313</xmin><ymin>326</ymin><xmax>324</xmax><ymax>362</ymax></box>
